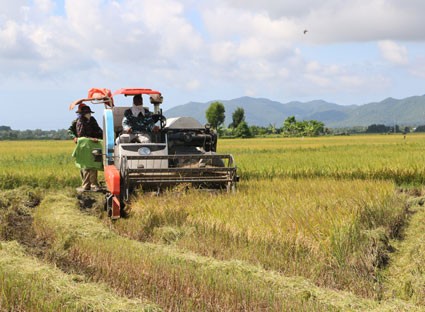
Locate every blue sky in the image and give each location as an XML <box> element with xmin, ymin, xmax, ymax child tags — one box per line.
<box><xmin>1</xmin><ymin>0</ymin><xmax>424</xmax><ymax>130</ymax></box>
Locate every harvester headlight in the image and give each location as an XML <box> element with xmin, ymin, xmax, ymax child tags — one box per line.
<box><xmin>138</xmin><ymin>147</ymin><xmax>151</xmax><ymax>155</ymax></box>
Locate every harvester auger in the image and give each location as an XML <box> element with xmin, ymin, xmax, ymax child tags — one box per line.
<box><xmin>71</xmin><ymin>88</ymin><xmax>238</xmax><ymax>219</ymax></box>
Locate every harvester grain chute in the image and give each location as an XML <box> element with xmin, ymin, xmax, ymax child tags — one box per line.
<box><xmin>70</xmin><ymin>88</ymin><xmax>238</xmax><ymax>219</ymax></box>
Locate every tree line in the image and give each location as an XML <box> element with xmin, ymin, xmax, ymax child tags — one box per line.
<box><xmin>365</xmin><ymin>124</ymin><xmax>411</xmax><ymax>134</ymax></box>
<box><xmin>0</xmin><ymin>126</ymin><xmax>69</xmax><ymax>140</ymax></box>
<box><xmin>205</xmin><ymin>102</ymin><xmax>425</xmax><ymax>138</ymax></box>
<box><xmin>206</xmin><ymin>101</ymin><xmax>326</xmax><ymax>138</ymax></box>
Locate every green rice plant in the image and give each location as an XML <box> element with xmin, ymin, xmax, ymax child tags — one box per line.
<box><xmin>32</xmin><ymin>192</ymin><xmax>415</xmax><ymax>311</ymax></box>
<box><xmin>115</xmin><ymin>178</ymin><xmax>407</xmax><ymax>297</ymax></box>
<box><xmin>0</xmin><ymin>240</ymin><xmax>159</xmax><ymax>311</ymax></box>
<box><xmin>0</xmin><ymin>141</ymin><xmax>80</xmax><ymax>189</ymax></box>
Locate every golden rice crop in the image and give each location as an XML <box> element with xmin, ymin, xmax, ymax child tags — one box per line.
<box><xmin>115</xmin><ymin>178</ymin><xmax>406</xmax><ymax>297</ymax></box>
<box><xmin>0</xmin><ymin>141</ymin><xmax>81</xmax><ymax>189</ymax></box>
<box><xmin>1</xmin><ymin>135</ymin><xmax>424</xmax><ymax>308</ymax></box>
<box><xmin>2</xmin><ymin>134</ymin><xmax>425</xmax><ymax>188</ymax></box>
<box><xmin>32</xmin><ymin>192</ymin><xmax>414</xmax><ymax>311</ymax></box>
<box><xmin>218</xmin><ymin>134</ymin><xmax>425</xmax><ymax>184</ymax></box>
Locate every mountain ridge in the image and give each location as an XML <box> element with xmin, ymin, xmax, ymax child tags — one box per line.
<box><xmin>164</xmin><ymin>95</ymin><xmax>425</xmax><ymax>128</ymax></box>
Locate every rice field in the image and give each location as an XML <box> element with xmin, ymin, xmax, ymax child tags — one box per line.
<box><xmin>0</xmin><ymin>241</ymin><xmax>159</xmax><ymax>311</ymax></box>
<box><xmin>1</xmin><ymin>134</ymin><xmax>424</xmax><ymax>188</ymax></box>
<box><xmin>1</xmin><ymin>134</ymin><xmax>425</xmax><ymax>311</ymax></box>
<box><xmin>0</xmin><ymin>141</ymin><xmax>78</xmax><ymax>189</ymax></box>
<box><xmin>30</xmin><ymin>191</ymin><xmax>417</xmax><ymax>311</ymax></box>
<box><xmin>219</xmin><ymin>134</ymin><xmax>425</xmax><ymax>184</ymax></box>
<box><xmin>114</xmin><ymin>178</ymin><xmax>405</xmax><ymax>297</ymax></box>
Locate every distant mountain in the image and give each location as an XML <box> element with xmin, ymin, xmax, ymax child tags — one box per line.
<box><xmin>329</xmin><ymin>96</ymin><xmax>425</xmax><ymax>127</ymax></box>
<box><xmin>164</xmin><ymin>95</ymin><xmax>425</xmax><ymax>128</ymax></box>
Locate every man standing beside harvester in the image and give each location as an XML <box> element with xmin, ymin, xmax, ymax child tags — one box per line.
<box><xmin>72</xmin><ymin>104</ymin><xmax>103</xmax><ymax>192</ymax></box>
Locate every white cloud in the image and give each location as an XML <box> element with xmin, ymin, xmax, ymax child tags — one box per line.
<box><xmin>0</xmin><ymin>0</ymin><xmax>207</xmax><ymax>82</ymax></box>
<box><xmin>304</xmin><ymin>73</ymin><xmax>331</xmax><ymax>88</ymax></box>
<box><xmin>210</xmin><ymin>41</ymin><xmax>237</xmax><ymax>64</ymax></box>
<box><xmin>145</xmin><ymin>1</ymin><xmax>203</xmax><ymax>57</ymax></box>
<box><xmin>0</xmin><ymin>0</ymin><xmax>425</xmax><ymax>130</ymax></box>
<box><xmin>0</xmin><ymin>21</ymin><xmax>35</xmax><ymax>58</ymax></box>
<box><xmin>378</xmin><ymin>40</ymin><xmax>409</xmax><ymax>65</ymax></box>
<box><xmin>0</xmin><ymin>1</ymin><xmax>29</xmax><ymax>21</ymax></box>
<box><xmin>409</xmin><ymin>57</ymin><xmax>425</xmax><ymax>79</ymax></box>
<box><xmin>33</xmin><ymin>0</ymin><xmax>55</xmax><ymax>14</ymax></box>
<box><xmin>185</xmin><ymin>79</ymin><xmax>200</xmax><ymax>90</ymax></box>
<box><xmin>306</xmin><ymin>61</ymin><xmax>321</xmax><ymax>73</ymax></box>
<box><xmin>339</xmin><ymin>75</ymin><xmax>365</xmax><ymax>88</ymax></box>
<box><xmin>221</xmin><ymin>0</ymin><xmax>425</xmax><ymax>42</ymax></box>
<box><xmin>221</xmin><ymin>0</ymin><xmax>319</xmax><ymax>19</ymax></box>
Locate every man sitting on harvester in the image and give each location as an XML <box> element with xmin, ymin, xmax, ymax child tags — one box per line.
<box><xmin>120</xmin><ymin>94</ymin><xmax>160</xmax><ymax>143</ymax></box>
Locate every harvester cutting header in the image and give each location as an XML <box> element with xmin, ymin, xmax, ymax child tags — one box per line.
<box><xmin>70</xmin><ymin>88</ymin><xmax>238</xmax><ymax>219</ymax></box>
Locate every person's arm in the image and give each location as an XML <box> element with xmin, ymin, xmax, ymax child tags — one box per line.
<box><xmin>122</xmin><ymin>110</ymin><xmax>132</xmax><ymax>133</ymax></box>
<box><xmin>145</xmin><ymin>111</ymin><xmax>158</xmax><ymax>132</ymax></box>
<box><xmin>67</xmin><ymin>121</ymin><xmax>76</xmax><ymax>138</ymax></box>
<box><xmin>68</xmin><ymin>120</ymin><xmax>78</xmax><ymax>142</ymax></box>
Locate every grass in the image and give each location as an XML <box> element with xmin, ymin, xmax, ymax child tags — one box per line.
<box><xmin>31</xmin><ymin>192</ymin><xmax>416</xmax><ymax>311</ymax></box>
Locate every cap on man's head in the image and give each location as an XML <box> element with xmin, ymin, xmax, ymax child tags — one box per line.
<box><xmin>76</xmin><ymin>103</ymin><xmax>89</xmax><ymax>113</ymax></box>
<box><xmin>80</xmin><ymin>105</ymin><xmax>94</xmax><ymax>114</ymax></box>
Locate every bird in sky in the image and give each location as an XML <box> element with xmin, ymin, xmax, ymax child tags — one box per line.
<box><xmin>303</xmin><ymin>29</ymin><xmax>308</xmax><ymax>34</ymax></box>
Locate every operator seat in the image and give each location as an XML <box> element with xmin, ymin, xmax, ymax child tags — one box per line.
<box><xmin>113</xmin><ymin>107</ymin><xmax>130</xmax><ymax>144</ymax></box>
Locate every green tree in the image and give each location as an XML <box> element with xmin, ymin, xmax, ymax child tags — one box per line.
<box><xmin>414</xmin><ymin>125</ymin><xmax>425</xmax><ymax>132</ymax></box>
<box><xmin>206</xmin><ymin>101</ymin><xmax>225</xmax><ymax>130</ymax></box>
<box><xmin>282</xmin><ymin>116</ymin><xmax>324</xmax><ymax>137</ymax></box>
<box><xmin>230</xmin><ymin>107</ymin><xmax>245</xmax><ymax>128</ymax></box>
<box><xmin>235</xmin><ymin>121</ymin><xmax>251</xmax><ymax>138</ymax></box>
<box><xmin>366</xmin><ymin>124</ymin><xmax>389</xmax><ymax>133</ymax></box>
<box><xmin>303</xmin><ymin>120</ymin><xmax>324</xmax><ymax>136</ymax></box>
<box><xmin>282</xmin><ymin>116</ymin><xmax>297</xmax><ymax>136</ymax></box>
<box><xmin>249</xmin><ymin>125</ymin><xmax>264</xmax><ymax>136</ymax></box>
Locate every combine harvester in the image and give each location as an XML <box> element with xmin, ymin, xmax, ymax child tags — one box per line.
<box><xmin>70</xmin><ymin>88</ymin><xmax>238</xmax><ymax>219</ymax></box>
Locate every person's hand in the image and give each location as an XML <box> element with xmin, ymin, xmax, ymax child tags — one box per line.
<box><xmin>73</xmin><ymin>137</ymin><xmax>78</xmax><ymax>144</ymax></box>
<box><xmin>152</xmin><ymin>126</ymin><xmax>160</xmax><ymax>133</ymax></box>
